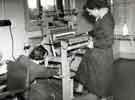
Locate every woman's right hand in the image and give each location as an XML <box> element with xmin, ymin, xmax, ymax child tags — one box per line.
<box><xmin>87</xmin><ymin>36</ymin><xmax>94</xmax><ymax>48</ymax></box>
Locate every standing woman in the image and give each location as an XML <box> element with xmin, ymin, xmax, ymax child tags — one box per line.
<box><xmin>74</xmin><ymin>0</ymin><xmax>115</xmax><ymax>100</ymax></box>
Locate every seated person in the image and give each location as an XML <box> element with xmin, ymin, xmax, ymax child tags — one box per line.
<box><xmin>7</xmin><ymin>55</ymin><xmax>62</xmax><ymax>100</ymax></box>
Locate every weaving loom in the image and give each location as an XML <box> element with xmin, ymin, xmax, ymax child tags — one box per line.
<box><xmin>44</xmin><ymin>29</ymin><xmax>90</xmax><ymax>100</ymax></box>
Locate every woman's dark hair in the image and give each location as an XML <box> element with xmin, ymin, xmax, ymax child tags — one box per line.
<box><xmin>29</xmin><ymin>45</ymin><xmax>48</xmax><ymax>60</ymax></box>
<box><xmin>84</xmin><ymin>0</ymin><xmax>110</xmax><ymax>10</ymax></box>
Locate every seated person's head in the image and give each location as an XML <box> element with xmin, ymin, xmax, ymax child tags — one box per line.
<box><xmin>29</xmin><ymin>45</ymin><xmax>48</xmax><ymax>60</ymax></box>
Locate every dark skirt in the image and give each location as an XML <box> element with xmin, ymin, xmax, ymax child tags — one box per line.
<box><xmin>74</xmin><ymin>47</ymin><xmax>114</xmax><ymax>97</ymax></box>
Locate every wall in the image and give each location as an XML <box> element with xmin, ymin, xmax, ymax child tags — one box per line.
<box><xmin>0</xmin><ymin>0</ymin><xmax>28</xmax><ymax>60</ymax></box>
<box><xmin>120</xmin><ymin>40</ymin><xmax>135</xmax><ymax>59</ymax></box>
<box><xmin>113</xmin><ymin>0</ymin><xmax>135</xmax><ymax>59</ymax></box>
<box><xmin>113</xmin><ymin>40</ymin><xmax>120</xmax><ymax>60</ymax></box>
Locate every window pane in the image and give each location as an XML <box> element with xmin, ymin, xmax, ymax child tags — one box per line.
<box><xmin>41</xmin><ymin>0</ymin><xmax>56</xmax><ymax>11</ymax></box>
<box><xmin>27</xmin><ymin>0</ymin><xmax>37</xmax><ymax>9</ymax></box>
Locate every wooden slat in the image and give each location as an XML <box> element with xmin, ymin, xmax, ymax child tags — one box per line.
<box><xmin>47</xmin><ymin>56</ymin><xmax>61</xmax><ymax>63</ymax></box>
<box><xmin>61</xmin><ymin>41</ymin><xmax>72</xmax><ymax>100</ymax></box>
<box><xmin>68</xmin><ymin>42</ymin><xmax>88</xmax><ymax>50</ymax></box>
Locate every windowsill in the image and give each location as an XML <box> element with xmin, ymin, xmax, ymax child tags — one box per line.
<box><xmin>114</xmin><ymin>34</ymin><xmax>135</xmax><ymax>40</ymax></box>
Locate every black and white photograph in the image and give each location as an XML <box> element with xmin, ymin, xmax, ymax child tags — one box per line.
<box><xmin>0</xmin><ymin>0</ymin><xmax>135</xmax><ymax>100</ymax></box>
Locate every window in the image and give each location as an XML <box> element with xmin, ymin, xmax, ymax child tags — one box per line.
<box><xmin>24</xmin><ymin>0</ymin><xmax>75</xmax><ymax>32</ymax></box>
<box><xmin>41</xmin><ymin>0</ymin><xmax>56</xmax><ymax>11</ymax></box>
<box><xmin>24</xmin><ymin>0</ymin><xmax>57</xmax><ymax>32</ymax></box>
<box><xmin>113</xmin><ymin>0</ymin><xmax>135</xmax><ymax>35</ymax></box>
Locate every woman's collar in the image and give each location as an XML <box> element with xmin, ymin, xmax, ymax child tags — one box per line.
<box><xmin>96</xmin><ymin>8</ymin><xmax>108</xmax><ymax>21</ymax></box>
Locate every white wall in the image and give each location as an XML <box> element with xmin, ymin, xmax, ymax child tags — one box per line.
<box><xmin>120</xmin><ymin>40</ymin><xmax>135</xmax><ymax>59</ymax></box>
<box><xmin>0</xmin><ymin>0</ymin><xmax>28</xmax><ymax>60</ymax></box>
